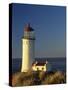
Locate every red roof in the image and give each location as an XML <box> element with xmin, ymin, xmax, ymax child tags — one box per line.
<box><xmin>32</xmin><ymin>62</ymin><xmax>46</xmax><ymax>66</ymax></box>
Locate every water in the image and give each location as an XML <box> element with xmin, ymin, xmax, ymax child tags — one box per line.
<box><xmin>12</xmin><ymin>57</ymin><xmax>66</xmax><ymax>73</ymax></box>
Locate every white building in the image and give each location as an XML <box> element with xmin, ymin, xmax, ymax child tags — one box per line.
<box><xmin>21</xmin><ymin>24</ymin><xmax>35</xmax><ymax>72</ymax></box>
<box><xmin>32</xmin><ymin>60</ymin><xmax>51</xmax><ymax>72</ymax></box>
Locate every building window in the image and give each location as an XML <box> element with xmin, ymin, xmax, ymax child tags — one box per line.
<box><xmin>37</xmin><ymin>67</ymin><xmax>39</xmax><ymax>71</ymax></box>
<box><xmin>42</xmin><ymin>67</ymin><xmax>44</xmax><ymax>70</ymax></box>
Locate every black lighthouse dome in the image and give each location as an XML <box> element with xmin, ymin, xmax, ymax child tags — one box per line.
<box><xmin>24</xmin><ymin>23</ymin><xmax>34</xmax><ymax>32</ymax></box>
<box><xmin>23</xmin><ymin>24</ymin><xmax>35</xmax><ymax>40</ymax></box>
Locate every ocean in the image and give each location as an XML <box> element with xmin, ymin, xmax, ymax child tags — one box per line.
<box><xmin>12</xmin><ymin>58</ymin><xmax>66</xmax><ymax>73</ymax></box>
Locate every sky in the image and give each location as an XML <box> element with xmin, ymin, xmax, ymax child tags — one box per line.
<box><xmin>12</xmin><ymin>3</ymin><xmax>66</xmax><ymax>58</ymax></box>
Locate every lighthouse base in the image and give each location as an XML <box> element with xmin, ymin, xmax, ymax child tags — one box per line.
<box><xmin>21</xmin><ymin>69</ymin><xmax>29</xmax><ymax>72</ymax></box>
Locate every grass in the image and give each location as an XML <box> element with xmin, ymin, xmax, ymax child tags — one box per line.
<box><xmin>12</xmin><ymin>70</ymin><xmax>66</xmax><ymax>86</ymax></box>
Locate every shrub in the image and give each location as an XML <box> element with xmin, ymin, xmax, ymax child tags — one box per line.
<box><xmin>42</xmin><ymin>71</ymin><xmax>66</xmax><ymax>84</ymax></box>
<box><xmin>12</xmin><ymin>71</ymin><xmax>66</xmax><ymax>86</ymax></box>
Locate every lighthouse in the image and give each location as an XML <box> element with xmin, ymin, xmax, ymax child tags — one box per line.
<box><xmin>21</xmin><ymin>24</ymin><xmax>35</xmax><ymax>72</ymax></box>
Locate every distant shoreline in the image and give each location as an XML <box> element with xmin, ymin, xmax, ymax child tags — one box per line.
<box><xmin>12</xmin><ymin>57</ymin><xmax>66</xmax><ymax>60</ymax></box>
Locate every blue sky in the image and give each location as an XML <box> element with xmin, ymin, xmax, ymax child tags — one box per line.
<box><xmin>12</xmin><ymin>3</ymin><xmax>66</xmax><ymax>58</ymax></box>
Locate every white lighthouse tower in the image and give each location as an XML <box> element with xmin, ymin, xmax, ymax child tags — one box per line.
<box><xmin>21</xmin><ymin>24</ymin><xmax>35</xmax><ymax>72</ymax></box>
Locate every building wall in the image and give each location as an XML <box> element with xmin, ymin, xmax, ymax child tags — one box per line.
<box><xmin>21</xmin><ymin>38</ymin><xmax>35</xmax><ymax>72</ymax></box>
<box><xmin>32</xmin><ymin>65</ymin><xmax>47</xmax><ymax>71</ymax></box>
